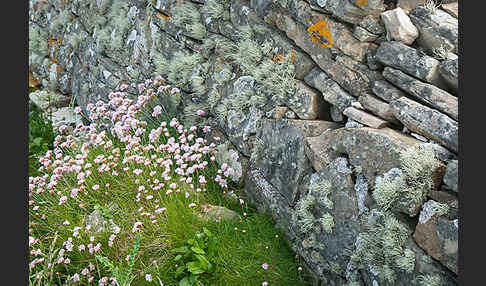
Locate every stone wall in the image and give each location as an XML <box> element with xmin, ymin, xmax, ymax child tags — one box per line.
<box><xmin>29</xmin><ymin>0</ymin><xmax>459</xmax><ymax>284</ymax></box>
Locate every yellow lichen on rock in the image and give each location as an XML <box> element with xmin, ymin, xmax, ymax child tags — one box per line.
<box><xmin>307</xmin><ymin>20</ymin><xmax>333</xmax><ymax>48</ymax></box>
<box><xmin>356</xmin><ymin>0</ymin><xmax>368</xmax><ymax>8</ymax></box>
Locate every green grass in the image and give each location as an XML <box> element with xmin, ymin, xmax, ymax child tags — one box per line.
<box><xmin>28</xmin><ymin>93</ymin><xmax>56</xmax><ymax>177</ymax></box>
<box><xmin>28</xmin><ymin>80</ymin><xmax>312</xmax><ymax>285</ymax></box>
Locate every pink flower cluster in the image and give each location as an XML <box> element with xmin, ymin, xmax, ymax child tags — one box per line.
<box><xmin>28</xmin><ymin>75</ymin><xmax>241</xmax><ymax>284</ymax></box>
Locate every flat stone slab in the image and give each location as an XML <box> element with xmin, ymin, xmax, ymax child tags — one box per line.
<box><xmin>358</xmin><ymin>93</ymin><xmax>400</xmax><ymax>123</ymax></box>
<box><xmin>371</xmin><ymin>79</ymin><xmax>407</xmax><ymax>102</ymax></box>
<box><xmin>343</xmin><ymin>106</ymin><xmax>388</xmax><ymax>129</ymax></box>
<box><xmin>390</xmin><ymin>96</ymin><xmax>458</xmax><ymax>152</ymax></box>
<box><xmin>383</xmin><ymin>67</ymin><xmax>458</xmax><ymax>120</ymax></box>
<box><xmin>375</xmin><ymin>41</ymin><xmax>445</xmax><ymax>88</ymax></box>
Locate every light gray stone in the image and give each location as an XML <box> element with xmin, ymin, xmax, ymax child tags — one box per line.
<box><xmin>443</xmin><ymin>159</ymin><xmax>458</xmax><ymax>192</ymax></box>
<box><xmin>343</xmin><ymin>107</ymin><xmax>388</xmax><ymax>129</ymax></box>
<box><xmin>371</xmin><ymin>79</ymin><xmax>407</xmax><ymax>102</ymax></box>
<box><xmin>375</xmin><ymin>41</ymin><xmax>445</xmax><ymax>88</ymax></box>
<box><xmin>381</xmin><ymin>7</ymin><xmax>419</xmax><ymax>45</ymax></box>
<box><xmin>390</xmin><ymin>96</ymin><xmax>458</xmax><ymax>152</ymax></box>
<box><xmin>383</xmin><ymin>67</ymin><xmax>458</xmax><ymax>120</ymax></box>
<box><xmin>439</xmin><ymin>58</ymin><xmax>458</xmax><ymax>94</ymax></box>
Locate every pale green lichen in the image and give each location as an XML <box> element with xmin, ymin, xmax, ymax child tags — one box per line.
<box><xmin>166</xmin><ymin>51</ymin><xmax>204</xmax><ymax>87</ymax></box>
<box><xmin>172</xmin><ymin>2</ymin><xmax>206</xmax><ymax>41</ymax></box>
<box><xmin>204</xmin><ymin>0</ymin><xmax>228</xmax><ymax>20</ymax></box>
<box><xmin>69</xmin><ymin>33</ymin><xmax>86</xmax><ymax>52</ymax></box>
<box><xmin>373</xmin><ymin>147</ymin><xmax>440</xmax><ymax>215</ymax></box>
<box><xmin>29</xmin><ymin>26</ymin><xmax>48</xmax><ymax>56</ymax></box>
<box><xmin>351</xmin><ymin>211</ymin><xmax>414</xmax><ymax>284</ymax></box>
<box><xmin>417</xmin><ymin>274</ymin><xmax>443</xmax><ymax>286</ymax></box>
<box><xmin>433</xmin><ymin>202</ymin><xmax>450</xmax><ymax>217</ymax></box>
<box><xmin>250</xmin><ymin>137</ymin><xmax>265</xmax><ymax>165</ymax></box>
<box><xmin>319</xmin><ymin>213</ymin><xmax>334</xmax><ymax>234</ymax></box>
<box><xmin>50</xmin><ymin>10</ymin><xmax>72</xmax><ymax>32</ymax></box>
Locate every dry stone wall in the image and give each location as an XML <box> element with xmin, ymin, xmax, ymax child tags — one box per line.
<box><xmin>29</xmin><ymin>0</ymin><xmax>459</xmax><ymax>284</ymax></box>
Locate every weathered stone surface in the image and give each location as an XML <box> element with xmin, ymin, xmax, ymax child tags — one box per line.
<box><xmin>358</xmin><ymin>93</ymin><xmax>400</xmax><ymax>123</ymax></box>
<box><xmin>293</xmin><ymin>157</ymin><xmax>360</xmax><ymax>279</ymax></box>
<box><xmin>290</xmin><ymin>80</ymin><xmax>329</xmax><ymax>120</ymax></box>
<box><xmin>381</xmin><ymin>7</ymin><xmax>419</xmax><ymax>45</ymax></box>
<box><xmin>441</xmin><ymin>2</ymin><xmax>459</xmax><ymax>18</ymax></box>
<box><xmin>330</xmin><ymin>105</ymin><xmax>344</xmax><ymax>122</ymax></box>
<box><xmin>358</xmin><ymin>15</ymin><xmax>385</xmax><ymax>35</ymax></box>
<box><xmin>51</xmin><ymin>107</ymin><xmax>83</xmax><ymax>130</ymax></box>
<box><xmin>312</xmin><ymin>127</ymin><xmax>424</xmax><ymax>185</ymax></box>
<box><xmin>305</xmin><ymin>131</ymin><xmax>340</xmax><ymax>173</ymax></box>
<box><xmin>343</xmin><ymin>107</ymin><xmax>388</xmax><ymax>129</ymax></box>
<box><xmin>390</xmin><ymin>96</ymin><xmax>458</xmax><ymax>152</ymax></box>
<box><xmin>266</xmin><ymin>106</ymin><xmax>289</xmax><ymax>119</ymax></box>
<box><xmin>397</xmin><ymin>0</ymin><xmax>426</xmax><ymax>12</ymax></box>
<box><xmin>269</xmin><ymin>11</ymin><xmax>374</xmax><ymax>96</ymax></box>
<box><xmin>383</xmin><ymin>67</ymin><xmax>458</xmax><ymax>120</ymax></box>
<box><xmin>409</xmin><ymin>6</ymin><xmax>458</xmax><ymax>54</ymax></box>
<box><xmin>414</xmin><ymin>200</ymin><xmax>458</xmax><ymax>274</ymax></box>
<box><xmin>304</xmin><ymin>67</ymin><xmax>355</xmax><ymax>113</ymax></box>
<box><xmin>375</xmin><ymin>41</ymin><xmax>445</xmax><ymax>88</ymax></box>
<box><xmin>84</xmin><ymin>209</ymin><xmax>120</xmax><ymax>234</ymax></box>
<box><xmin>443</xmin><ymin>159</ymin><xmax>458</xmax><ymax>192</ymax></box>
<box><xmin>439</xmin><ymin>58</ymin><xmax>458</xmax><ymax>94</ymax></box>
<box><xmin>198</xmin><ymin>204</ymin><xmax>240</xmax><ymax>222</ymax></box>
<box><xmin>29</xmin><ymin>89</ymin><xmax>70</xmax><ymax>111</ymax></box>
<box><xmin>356</xmin><ymin>209</ymin><xmax>458</xmax><ymax>286</ymax></box>
<box><xmin>253</xmin><ymin>119</ymin><xmax>339</xmax><ymax>205</ymax></box>
<box><xmin>307</xmin><ymin>0</ymin><xmax>382</xmax><ymax>25</ymax></box>
<box><xmin>353</xmin><ymin>26</ymin><xmax>379</xmax><ymax>42</ymax></box>
<box><xmin>223</xmin><ymin>107</ymin><xmax>265</xmax><ymax>157</ymax></box>
<box><xmin>371</xmin><ymin>79</ymin><xmax>407</xmax><ymax>102</ymax></box>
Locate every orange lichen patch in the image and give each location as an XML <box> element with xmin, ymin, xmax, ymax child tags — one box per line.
<box><xmin>307</xmin><ymin>20</ymin><xmax>333</xmax><ymax>49</ymax></box>
<box><xmin>356</xmin><ymin>0</ymin><xmax>368</xmax><ymax>8</ymax></box>
<box><xmin>29</xmin><ymin>72</ymin><xmax>40</xmax><ymax>88</ymax></box>
<box><xmin>275</xmin><ymin>54</ymin><xmax>284</xmax><ymax>62</ymax></box>
<box><xmin>156</xmin><ymin>12</ymin><xmax>171</xmax><ymax>22</ymax></box>
<box><xmin>290</xmin><ymin>51</ymin><xmax>295</xmax><ymax>63</ymax></box>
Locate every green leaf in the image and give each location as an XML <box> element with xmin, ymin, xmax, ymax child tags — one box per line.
<box><xmin>203</xmin><ymin>227</ymin><xmax>212</xmax><ymax>237</ymax></box>
<box><xmin>179</xmin><ymin>276</ymin><xmax>193</xmax><ymax>286</ymax></box>
<box><xmin>191</xmin><ymin>246</ymin><xmax>206</xmax><ymax>255</ymax></box>
<box><xmin>174</xmin><ymin>254</ymin><xmax>183</xmax><ymax>261</ymax></box>
<box><xmin>187</xmin><ymin>262</ymin><xmax>205</xmax><ymax>275</ymax></box>
<box><xmin>173</xmin><ymin>246</ymin><xmax>189</xmax><ymax>253</ymax></box>
<box><xmin>175</xmin><ymin>265</ymin><xmax>186</xmax><ymax>277</ymax></box>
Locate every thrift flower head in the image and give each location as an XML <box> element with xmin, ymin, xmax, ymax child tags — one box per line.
<box><xmin>262</xmin><ymin>263</ymin><xmax>269</xmax><ymax>270</ymax></box>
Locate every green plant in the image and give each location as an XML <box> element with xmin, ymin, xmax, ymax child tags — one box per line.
<box><xmin>172</xmin><ymin>227</ymin><xmax>215</xmax><ymax>286</ymax></box>
<box><xmin>28</xmin><ymin>102</ymin><xmax>56</xmax><ymax>176</ymax></box>
<box><xmin>95</xmin><ymin>234</ymin><xmax>141</xmax><ymax>286</ymax></box>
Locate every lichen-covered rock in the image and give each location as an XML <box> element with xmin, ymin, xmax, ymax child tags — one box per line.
<box><xmin>396</xmin><ymin>0</ymin><xmax>426</xmax><ymax>12</ymax></box>
<box><xmin>390</xmin><ymin>96</ymin><xmax>458</xmax><ymax>152</ymax></box>
<box><xmin>414</xmin><ymin>200</ymin><xmax>458</xmax><ymax>274</ymax></box>
<box><xmin>253</xmin><ymin>119</ymin><xmax>339</xmax><ymax>205</ymax></box>
<box><xmin>371</xmin><ymin>79</ymin><xmax>407</xmax><ymax>102</ymax></box>
<box><xmin>443</xmin><ymin>159</ymin><xmax>458</xmax><ymax>192</ymax></box>
<box><xmin>198</xmin><ymin>204</ymin><xmax>240</xmax><ymax>222</ymax></box>
<box><xmin>375</xmin><ymin>41</ymin><xmax>445</xmax><ymax>88</ymax></box>
<box><xmin>358</xmin><ymin>93</ymin><xmax>399</xmax><ymax>124</ymax></box>
<box><xmin>29</xmin><ymin>89</ymin><xmax>70</xmax><ymax>111</ymax></box>
<box><xmin>292</xmin><ymin>157</ymin><xmax>360</xmax><ymax>279</ymax></box>
<box><xmin>50</xmin><ymin>107</ymin><xmax>83</xmax><ymax>130</ymax></box>
<box><xmin>343</xmin><ymin>107</ymin><xmax>389</xmax><ymax>129</ymax></box>
<box><xmin>224</xmin><ymin>107</ymin><xmax>265</xmax><ymax>157</ymax></box>
<box><xmin>383</xmin><ymin>67</ymin><xmax>458</xmax><ymax>120</ymax></box>
<box><xmin>304</xmin><ymin>67</ymin><xmax>356</xmax><ymax>113</ymax></box>
<box><xmin>439</xmin><ymin>58</ymin><xmax>458</xmax><ymax>94</ymax></box>
<box><xmin>358</xmin><ymin>15</ymin><xmax>385</xmax><ymax>35</ymax></box>
<box><xmin>381</xmin><ymin>7</ymin><xmax>419</xmax><ymax>45</ymax></box>
<box><xmin>409</xmin><ymin>5</ymin><xmax>458</xmax><ymax>54</ymax></box>
<box><xmin>353</xmin><ymin>26</ymin><xmax>379</xmax><ymax>42</ymax></box>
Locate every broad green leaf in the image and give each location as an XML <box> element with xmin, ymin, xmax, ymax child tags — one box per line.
<box><xmin>191</xmin><ymin>246</ymin><xmax>206</xmax><ymax>255</ymax></box>
<box><xmin>173</xmin><ymin>246</ymin><xmax>189</xmax><ymax>253</ymax></box>
<box><xmin>174</xmin><ymin>254</ymin><xmax>183</xmax><ymax>261</ymax></box>
<box><xmin>187</xmin><ymin>262</ymin><xmax>205</xmax><ymax>275</ymax></box>
<box><xmin>179</xmin><ymin>276</ymin><xmax>192</xmax><ymax>286</ymax></box>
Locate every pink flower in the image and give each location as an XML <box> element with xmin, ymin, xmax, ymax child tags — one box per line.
<box><xmin>188</xmin><ymin>203</ymin><xmax>196</xmax><ymax>208</ymax></box>
<box><xmin>152</xmin><ymin>105</ymin><xmax>162</xmax><ymax>117</ymax></box>
<box><xmin>72</xmin><ymin>273</ymin><xmax>80</xmax><ymax>282</ymax></box>
<box><xmin>196</xmin><ymin>110</ymin><xmax>205</xmax><ymax>116</ymax></box>
<box><xmin>262</xmin><ymin>282</ymin><xmax>268</xmax><ymax>286</ymax></box>
<box><xmin>92</xmin><ymin>184</ymin><xmax>100</xmax><ymax>190</ymax></box>
<box><xmin>145</xmin><ymin>274</ymin><xmax>152</xmax><ymax>282</ymax></box>
<box><xmin>262</xmin><ymin>263</ymin><xmax>269</xmax><ymax>270</ymax></box>
<box><xmin>171</xmin><ymin>87</ymin><xmax>180</xmax><ymax>94</ymax></box>
<box><xmin>74</xmin><ymin>106</ymin><xmax>82</xmax><ymax>114</ymax></box>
